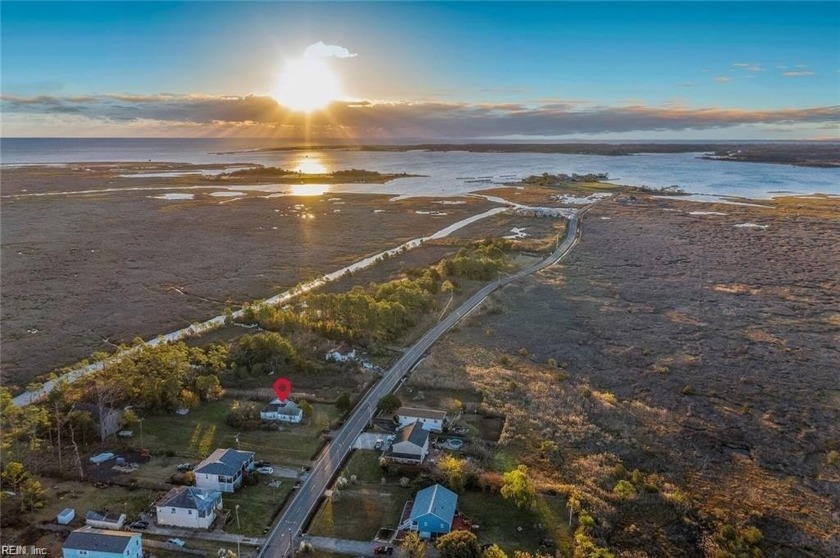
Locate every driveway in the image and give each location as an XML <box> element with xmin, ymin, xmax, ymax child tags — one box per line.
<box><xmin>354</xmin><ymin>432</ymin><xmax>387</xmax><ymax>450</ymax></box>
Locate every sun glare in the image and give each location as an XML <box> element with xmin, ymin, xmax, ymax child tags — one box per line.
<box><xmin>273</xmin><ymin>58</ymin><xmax>341</xmax><ymax>113</ymax></box>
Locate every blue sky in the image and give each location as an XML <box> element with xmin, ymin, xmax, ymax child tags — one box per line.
<box><xmin>1</xmin><ymin>1</ymin><xmax>838</xmax><ymax>139</ymax></box>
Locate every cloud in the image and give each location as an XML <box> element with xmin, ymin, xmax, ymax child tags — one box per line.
<box><xmin>732</xmin><ymin>63</ymin><xmax>765</xmax><ymax>73</ymax></box>
<box><xmin>2</xmin><ymin>93</ymin><xmax>838</xmax><ymax>139</ymax></box>
<box><xmin>782</xmin><ymin>71</ymin><xmax>815</xmax><ymax>77</ymax></box>
<box><xmin>302</xmin><ymin>41</ymin><xmax>357</xmax><ymax>60</ymax></box>
<box><xmin>714</xmin><ymin>76</ymin><xmax>732</xmax><ymax>83</ymax></box>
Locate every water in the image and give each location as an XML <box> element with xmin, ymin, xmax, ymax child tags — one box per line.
<box><xmin>2</xmin><ymin>138</ymin><xmax>838</xmax><ymax>199</ymax></box>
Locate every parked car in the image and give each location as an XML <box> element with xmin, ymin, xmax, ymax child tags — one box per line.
<box><xmin>167</xmin><ymin>539</ymin><xmax>186</xmax><ymax>547</ymax></box>
<box><xmin>176</xmin><ymin>463</ymin><xmax>193</xmax><ymax>472</ymax></box>
<box><xmin>128</xmin><ymin>521</ymin><xmax>148</xmax><ymax>530</ymax></box>
<box><xmin>256</xmin><ymin>466</ymin><xmax>274</xmax><ymax>475</ymax></box>
<box><xmin>254</xmin><ymin>460</ymin><xmax>271</xmax><ymax>468</ymax></box>
<box><xmin>374</xmin><ymin>546</ymin><xmax>393</xmax><ymax>556</ymax></box>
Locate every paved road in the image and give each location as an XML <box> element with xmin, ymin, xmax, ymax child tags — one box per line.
<box><xmin>257</xmin><ymin>209</ymin><xmax>586</xmax><ymax>558</ymax></box>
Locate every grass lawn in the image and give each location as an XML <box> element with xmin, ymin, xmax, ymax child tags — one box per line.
<box><xmin>308</xmin><ymin>449</ymin><xmax>412</xmax><ymax>539</ymax></box>
<box><xmin>308</xmin><ymin>485</ymin><xmax>412</xmax><ymax>540</ymax></box>
<box><xmin>457</xmin><ymin>491</ymin><xmax>573</xmax><ymax>555</ymax></box>
<box><xmin>221</xmin><ymin>479</ymin><xmax>294</xmax><ymax>537</ymax></box>
<box><xmin>125</xmin><ymin>399</ymin><xmax>339</xmax><ymax>467</ymax></box>
<box><xmin>341</xmin><ymin>450</ymin><xmax>392</xmax><ymax>483</ymax></box>
<box><xmin>452</xmin><ymin>413</ymin><xmax>504</xmax><ymax>443</ymax></box>
<box><xmin>41</xmin><ymin>479</ymin><xmax>159</xmax><ymax>524</ymax></box>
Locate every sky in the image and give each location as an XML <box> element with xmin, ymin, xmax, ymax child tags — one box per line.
<box><xmin>1</xmin><ymin>1</ymin><xmax>838</xmax><ymax>140</ymax></box>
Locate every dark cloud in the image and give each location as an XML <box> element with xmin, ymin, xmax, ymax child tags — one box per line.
<box><xmin>1</xmin><ymin>93</ymin><xmax>838</xmax><ymax>138</ymax></box>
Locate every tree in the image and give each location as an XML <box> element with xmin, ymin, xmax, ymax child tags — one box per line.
<box><xmin>483</xmin><ymin>546</ymin><xmax>508</xmax><ymax>558</ymax></box>
<box><xmin>437</xmin><ymin>454</ymin><xmax>468</xmax><ymax>492</ymax></box>
<box><xmin>377</xmin><ymin>394</ymin><xmax>402</xmax><ymax>414</ymax></box>
<box><xmin>298</xmin><ymin>400</ymin><xmax>313</xmax><ymax>418</ymax></box>
<box><xmin>336</xmin><ymin>393</ymin><xmax>352</xmax><ymax>414</ymax></box>
<box><xmin>436</xmin><ymin>530</ymin><xmax>480</xmax><ymax>558</ymax></box>
<box><xmin>612</xmin><ymin>480</ymin><xmax>636</xmax><ymax>500</ymax></box>
<box><xmin>19</xmin><ymin>476</ymin><xmax>46</xmax><ymax>512</ymax></box>
<box><xmin>122</xmin><ymin>409</ymin><xmax>140</xmax><ymax>430</ymax></box>
<box><xmin>501</xmin><ymin>464</ymin><xmax>536</xmax><ymax>510</ymax></box>
<box><xmin>401</xmin><ymin>532</ymin><xmax>427</xmax><ymax>558</ymax></box>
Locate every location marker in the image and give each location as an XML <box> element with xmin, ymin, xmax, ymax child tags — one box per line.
<box><xmin>273</xmin><ymin>377</ymin><xmax>292</xmax><ymax>402</ymax></box>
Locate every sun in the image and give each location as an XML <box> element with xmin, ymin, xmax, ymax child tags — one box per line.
<box><xmin>273</xmin><ymin>58</ymin><xmax>341</xmax><ymax>113</ymax></box>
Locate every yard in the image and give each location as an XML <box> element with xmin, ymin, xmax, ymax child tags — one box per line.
<box><xmin>307</xmin><ymin>450</ymin><xmax>411</xmax><ymax>540</ymax></box>
<box><xmin>36</xmin><ymin>478</ymin><xmax>159</xmax><ymax>526</ymax></box>
<box><xmin>122</xmin><ymin>398</ymin><xmax>340</xmax><ymax>468</ymax></box>
<box><xmin>220</xmin><ymin>479</ymin><xmax>295</xmax><ymax>537</ymax></box>
<box><xmin>457</xmin><ymin>491</ymin><xmax>573</xmax><ymax>555</ymax></box>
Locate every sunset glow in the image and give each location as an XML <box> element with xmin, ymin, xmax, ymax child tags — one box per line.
<box><xmin>272</xmin><ymin>58</ymin><xmax>341</xmax><ymax>113</ymax></box>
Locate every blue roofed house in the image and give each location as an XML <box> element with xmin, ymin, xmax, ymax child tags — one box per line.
<box><xmin>156</xmin><ymin>486</ymin><xmax>223</xmax><ymax>529</ymax></box>
<box><xmin>400</xmin><ymin>484</ymin><xmax>458</xmax><ymax>539</ymax></box>
<box><xmin>194</xmin><ymin>448</ymin><xmax>255</xmax><ymax>493</ymax></box>
<box><xmin>62</xmin><ymin>526</ymin><xmax>142</xmax><ymax>558</ymax></box>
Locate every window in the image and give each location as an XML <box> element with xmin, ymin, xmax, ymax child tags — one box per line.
<box><xmin>171</xmin><ymin>508</ymin><xmax>176</xmax><ymax>513</ymax></box>
<box><xmin>188</xmin><ymin>510</ymin><xmax>193</xmax><ymax>515</ymax></box>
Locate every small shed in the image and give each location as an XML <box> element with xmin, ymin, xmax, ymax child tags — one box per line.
<box><xmin>85</xmin><ymin>510</ymin><xmax>126</xmax><ymax>530</ymax></box>
<box><xmin>57</xmin><ymin>508</ymin><xmax>76</xmax><ymax>525</ymax></box>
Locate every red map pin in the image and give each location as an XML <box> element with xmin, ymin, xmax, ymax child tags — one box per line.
<box><xmin>273</xmin><ymin>377</ymin><xmax>292</xmax><ymax>402</ymax></box>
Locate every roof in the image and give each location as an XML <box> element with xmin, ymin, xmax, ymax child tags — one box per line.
<box><xmin>396</xmin><ymin>407</ymin><xmax>447</xmax><ymax>421</ymax></box>
<box><xmin>409</xmin><ymin>484</ymin><xmax>457</xmax><ymax>524</ymax></box>
<box><xmin>63</xmin><ymin>527</ymin><xmax>138</xmax><ymax>554</ymax></box>
<box><xmin>261</xmin><ymin>400</ymin><xmax>302</xmax><ymax>416</ymax></box>
<box><xmin>194</xmin><ymin>448</ymin><xmax>255</xmax><ymax>477</ymax></box>
<box><xmin>395</xmin><ymin>422</ymin><xmax>430</xmax><ymax>448</ymax></box>
<box><xmin>85</xmin><ymin>510</ymin><xmax>124</xmax><ymax>523</ymax></box>
<box><xmin>158</xmin><ymin>486</ymin><xmax>222</xmax><ymax>512</ymax></box>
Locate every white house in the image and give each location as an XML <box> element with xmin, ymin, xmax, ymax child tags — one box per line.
<box><xmin>62</xmin><ymin>527</ymin><xmax>142</xmax><ymax>558</ymax></box>
<box><xmin>156</xmin><ymin>486</ymin><xmax>223</xmax><ymax>529</ymax></box>
<box><xmin>85</xmin><ymin>511</ymin><xmax>125</xmax><ymax>530</ymax></box>
<box><xmin>395</xmin><ymin>407</ymin><xmax>447</xmax><ymax>433</ymax></box>
<box><xmin>194</xmin><ymin>448</ymin><xmax>255</xmax><ymax>493</ymax></box>
<box><xmin>260</xmin><ymin>399</ymin><xmax>303</xmax><ymax>423</ymax></box>
<box><xmin>325</xmin><ymin>344</ymin><xmax>356</xmax><ymax>363</ymax></box>
<box><xmin>384</xmin><ymin>422</ymin><xmax>430</xmax><ymax>465</ymax></box>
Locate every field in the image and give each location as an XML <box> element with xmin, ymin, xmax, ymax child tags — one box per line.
<box><xmin>411</xmin><ymin>194</ymin><xmax>840</xmax><ymax>556</ymax></box>
<box><xmin>122</xmin><ymin>398</ymin><xmax>340</xmax><ymax>467</ymax></box>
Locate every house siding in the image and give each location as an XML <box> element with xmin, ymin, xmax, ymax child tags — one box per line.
<box><xmin>156</xmin><ymin>506</ymin><xmax>215</xmax><ymax>529</ymax></box>
<box><xmin>62</xmin><ymin>535</ymin><xmax>141</xmax><ymax>558</ymax></box>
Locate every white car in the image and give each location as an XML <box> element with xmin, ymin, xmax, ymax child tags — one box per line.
<box><xmin>167</xmin><ymin>539</ymin><xmax>186</xmax><ymax>547</ymax></box>
<box><xmin>256</xmin><ymin>466</ymin><xmax>274</xmax><ymax>475</ymax></box>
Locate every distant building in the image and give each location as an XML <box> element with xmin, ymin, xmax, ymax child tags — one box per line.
<box><xmin>72</xmin><ymin>403</ymin><xmax>124</xmax><ymax>440</ymax></box>
<box><xmin>62</xmin><ymin>527</ymin><xmax>142</xmax><ymax>558</ymax></box>
<box><xmin>85</xmin><ymin>510</ymin><xmax>125</xmax><ymax>530</ymax></box>
<box><xmin>384</xmin><ymin>422</ymin><xmax>430</xmax><ymax>465</ymax></box>
<box><xmin>260</xmin><ymin>399</ymin><xmax>303</xmax><ymax>423</ymax></box>
<box><xmin>156</xmin><ymin>486</ymin><xmax>223</xmax><ymax>529</ymax></box>
<box><xmin>194</xmin><ymin>448</ymin><xmax>255</xmax><ymax>493</ymax></box>
<box><xmin>395</xmin><ymin>407</ymin><xmax>447</xmax><ymax>433</ymax></box>
<box><xmin>400</xmin><ymin>484</ymin><xmax>458</xmax><ymax>539</ymax></box>
<box><xmin>325</xmin><ymin>344</ymin><xmax>356</xmax><ymax>363</ymax></box>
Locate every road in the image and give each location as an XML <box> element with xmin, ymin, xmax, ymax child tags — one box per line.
<box><xmin>257</xmin><ymin>209</ymin><xmax>585</xmax><ymax>558</ymax></box>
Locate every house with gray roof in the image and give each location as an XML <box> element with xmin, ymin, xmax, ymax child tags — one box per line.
<box><xmin>156</xmin><ymin>486</ymin><xmax>223</xmax><ymax>529</ymax></box>
<box><xmin>260</xmin><ymin>399</ymin><xmax>303</xmax><ymax>423</ymax></box>
<box><xmin>400</xmin><ymin>484</ymin><xmax>458</xmax><ymax>539</ymax></box>
<box><xmin>396</xmin><ymin>407</ymin><xmax>447</xmax><ymax>432</ymax></box>
<box><xmin>62</xmin><ymin>527</ymin><xmax>142</xmax><ymax>558</ymax></box>
<box><xmin>384</xmin><ymin>422</ymin><xmax>430</xmax><ymax>465</ymax></box>
<box><xmin>194</xmin><ymin>448</ymin><xmax>255</xmax><ymax>493</ymax></box>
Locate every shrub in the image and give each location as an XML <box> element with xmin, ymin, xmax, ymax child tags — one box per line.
<box><xmin>613</xmin><ymin>480</ymin><xmax>636</xmax><ymax>499</ymax></box>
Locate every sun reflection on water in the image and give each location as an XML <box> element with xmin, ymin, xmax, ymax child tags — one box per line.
<box><xmin>294</xmin><ymin>154</ymin><xmax>328</xmax><ymax>174</ymax></box>
<box><xmin>289</xmin><ymin>183</ymin><xmax>330</xmax><ymax>196</ymax></box>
